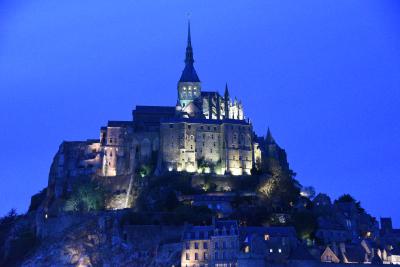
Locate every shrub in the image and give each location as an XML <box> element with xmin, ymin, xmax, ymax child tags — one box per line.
<box><xmin>64</xmin><ymin>180</ymin><xmax>106</xmax><ymax>212</ymax></box>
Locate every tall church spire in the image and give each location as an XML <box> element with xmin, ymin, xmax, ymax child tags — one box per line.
<box><xmin>179</xmin><ymin>20</ymin><xmax>200</xmax><ymax>83</ymax></box>
<box><xmin>185</xmin><ymin>21</ymin><xmax>193</xmax><ymax>65</ymax></box>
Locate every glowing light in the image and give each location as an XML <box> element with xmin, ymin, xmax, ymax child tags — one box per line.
<box><xmin>230</xmin><ymin>168</ymin><xmax>242</xmax><ymax>176</ymax></box>
<box><xmin>45</xmin><ymin>213</ymin><xmax>48</xmax><ymax>219</ymax></box>
<box><xmin>215</xmin><ymin>167</ymin><xmax>225</xmax><ymax>175</ymax></box>
<box><xmin>204</xmin><ymin>167</ymin><xmax>210</xmax><ymax>174</ymax></box>
<box><xmin>177</xmin><ymin>166</ymin><xmax>183</xmax><ymax>172</ymax></box>
<box><xmin>168</xmin><ymin>167</ymin><xmax>173</xmax><ymax>172</ymax></box>
<box><xmin>186</xmin><ymin>165</ymin><xmax>196</xmax><ymax>173</ymax></box>
<box><xmin>300</xmin><ymin>192</ymin><xmax>308</xmax><ymax>197</ymax></box>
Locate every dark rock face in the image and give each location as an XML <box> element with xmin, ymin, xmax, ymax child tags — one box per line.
<box><xmin>21</xmin><ymin>211</ymin><xmax>183</xmax><ymax>267</ymax></box>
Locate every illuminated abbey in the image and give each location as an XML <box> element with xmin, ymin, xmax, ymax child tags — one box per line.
<box><xmin>52</xmin><ymin>23</ymin><xmax>283</xmax><ymax>184</ymax></box>
<box><xmin>100</xmin><ymin>23</ymin><xmax>264</xmax><ymax>177</ymax></box>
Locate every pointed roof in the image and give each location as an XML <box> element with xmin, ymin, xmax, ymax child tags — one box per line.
<box><xmin>266</xmin><ymin>127</ymin><xmax>276</xmax><ymax>144</ymax></box>
<box><xmin>179</xmin><ymin>21</ymin><xmax>200</xmax><ymax>83</ymax></box>
<box><xmin>224</xmin><ymin>83</ymin><xmax>230</xmax><ymax>98</ymax></box>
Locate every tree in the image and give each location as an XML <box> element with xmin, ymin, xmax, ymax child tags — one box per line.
<box><xmin>335</xmin><ymin>194</ymin><xmax>365</xmax><ymax>213</ymax></box>
<box><xmin>64</xmin><ymin>180</ymin><xmax>106</xmax><ymax>212</ymax></box>
<box><xmin>292</xmin><ymin>210</ymin><xmax>317</xmax><ymax>241</ymax></box>
<box><xmin>258</xmin><ymin>173</ymin><xmax>301</xmax><ymax>211</ymax></box>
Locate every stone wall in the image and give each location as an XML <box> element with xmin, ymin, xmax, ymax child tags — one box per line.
<box><xmin>160</xmin><ymin>120</ymin><xmax>254</xmax><ymax>175</ymax></box>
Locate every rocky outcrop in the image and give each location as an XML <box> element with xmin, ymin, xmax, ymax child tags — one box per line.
<box><xmin>23</xmin><ymin>211</ymin><xmax>183</xmax><ymax>267</ymax></box>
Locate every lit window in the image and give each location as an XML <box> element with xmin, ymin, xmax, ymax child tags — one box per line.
<box><xmin>264</xmin><ymin>234</ymin><xmax>270</xmax><ymax>241</ymax></box>
<box><xmin>244</xmin><ymin>245</ymin><xmax>250</xmax><ymax>253</ymax></box>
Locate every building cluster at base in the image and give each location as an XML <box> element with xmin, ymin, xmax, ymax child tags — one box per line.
<box><xmin>119</xmin><ymin>217</ymin><xmax>400</xmax><ymax>266</ymax></box>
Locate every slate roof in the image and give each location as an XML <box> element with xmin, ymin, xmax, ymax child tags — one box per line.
<box><xmin>179</xmin><ymin>64</ymin><xmax>200</xmax><ymax>83</ymax></box>
<box><xmin>215</xmin><ymin>220</ymin><xmax>238</xmax><ymax>234</ymax></box>
<box><xmin>134</xmin><ymin>105</ymin><xmax>176</xmax><ymax>114</ymax></box>
<box><xmin>240</xmin><ymin>226</ymin><xmax>297</xmax><ymax>237</ymax></box>
<box><xmin>343</xmin><ymin>246</ymin><xmax>366</xmax><ymax>263</ymax></box>
<box><xmin>107</xmin><ymin>120</ymin><xmax>132</xmax><ymax>127</ymax></box>
<box><xmin>161</xmin><ymin>117</ymin><xmax>250</xmax><ymax>125</ymax></box>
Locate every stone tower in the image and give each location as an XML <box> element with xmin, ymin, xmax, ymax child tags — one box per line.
<box><xmin>178</xmin><ymin>21</ymin><xmax>201</xmax><ymax>108</ymax></box>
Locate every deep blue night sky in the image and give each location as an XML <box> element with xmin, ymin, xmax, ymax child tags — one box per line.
<box><xmin>1</xmin><ymin>1</ymin><xmax>399</xmax><ymax>225</ymax></box>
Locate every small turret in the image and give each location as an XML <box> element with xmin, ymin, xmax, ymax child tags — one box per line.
<box><xmin>224</xmin><ymin>83</ymin><xmax>230</xmax><ymax>119</ymax></box>
<box><xmin>266</xmin><ymin>127</ymin><xmax>276</xmax><ymax>144</ymax></box>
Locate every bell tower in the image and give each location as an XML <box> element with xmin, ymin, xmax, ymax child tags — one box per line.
<box><xmin>178</xmin><ymin>21</ymin><xmax>201</xmax><ymax>108</ymax></box>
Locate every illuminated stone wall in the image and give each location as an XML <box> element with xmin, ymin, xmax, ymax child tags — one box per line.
<box><xmin>160</xmin><ymin>120</ymin><xmax>254</xmax><ymax>175</ymax></box>
<box><xmin>181</xmin><ymin>239</ymin><xmax>211</xmax><ymax>267</ymax></box>
<box><xmin>100</xmin><ymin>123</ymin><xmax>160</xmax><ymax>177</ymax></box>
<box><xmin>102</xmin><ymin>126</ymin><xmax>131</xmax><ymax>176</ymax></box>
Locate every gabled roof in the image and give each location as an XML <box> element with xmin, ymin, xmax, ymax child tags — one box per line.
<box><xmin>321</xmin><ymin>246</ymin><xmax>340</xmax><ymax>263</ymax></box>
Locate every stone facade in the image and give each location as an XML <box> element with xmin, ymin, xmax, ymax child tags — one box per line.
<box><xmin>181</xmin><ymin>220</ymin><xmax>240</xmax><ymax>267</ymax></box>
<box><xmin>160</xmin><ymin>119</ymin><xmax>253</xmax><ymax>175</ymax></box>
